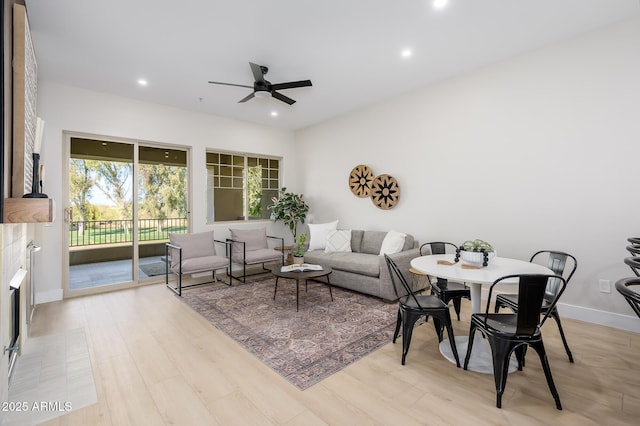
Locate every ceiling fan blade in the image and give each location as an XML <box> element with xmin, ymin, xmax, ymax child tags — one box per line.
<box><xmin>238</xmin><ymin>92</ymin><xmax>255</xmax><ymax>103</ymax></box>
<box><xmin>270</xmin><ymin>80</ymin><xmax>313</xmax><ymax>91</ymax></box>
<box><xmin>272</xmin><ymin>91</ymin><xmax>296</xmax><ymax>105</ymax></box>
<box><xmin>208</xmin><ymin>81</ymin><xmax>253</xmax><ymax>89</ymax></box>
<box><xmin>249</xmin><ymin>62</ymin><xmax>266</xmax><ymax>83</ymax></box>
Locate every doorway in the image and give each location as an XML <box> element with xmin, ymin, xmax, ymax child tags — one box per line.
<box><xmin>64</xmin><ymin>135</ymin><xmax>189</xmax><ymax>295</ymax></box>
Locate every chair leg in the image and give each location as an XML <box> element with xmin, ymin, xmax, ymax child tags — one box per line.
<box><xmin>442</xmin><ymin>311</ymin><xmax>460</xmax><ymax>367</ymax></box>
<box><xmin>463</xmin><ymin>324</ymin><xmax>477</xmax><ymax>370</ymax></box>
<box><xmin>489</xmin><ymin>337</ymin><xmax>514</xmax><ymax>409</ymax></box>
<box><xmin>392</xmin><ymin>308</ymin><xmax>402</xmax><ymax>343</ymax></box>
<box><xmin>551</xmin><ymin>309</ymin><xmax>574</xmax><ymax>363</ymax></box>
<box><xmin>529</xmin><ymin>340</ymin><xmax>563</xmax><ymax>410</ymax></box>
<box><xmin>494</xmin><ymin>299</ymin><xmax>504</xmax><ymax>313</ymax></box>
<box><xmin>452</xmin><ymin>296</ymin><xmax>462</xmax><ymax>321</ymax></box>
<box><xmin>431</xmin><ymin>317</ymin><xmax>444</xmax><ymax>342</ymax></box>
<box><xmin>400</xmin><ymin>310</ymin><xmax>421</xmax><ymax>365</ymax></box>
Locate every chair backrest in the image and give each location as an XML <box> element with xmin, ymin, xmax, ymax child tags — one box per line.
<box><xmin>615</xmin><ymin>277</ymin><xmax>640</xmax><ymax>318</ymax></box>
<box><xmin>530</xmin><ymin>250</ymin><xmax>576</xmax><ymax>303</ymax></box>
<box><xmin>626</xmin><ymin>245</ymin><xmax>640</xmax><ymax>257</ymax></box>
<box><xmin>385</xmin><ymin>254</ymin><xmax>422</xmax><ymax>307</ymax></box>
<box><xmin>420</xmin><ymin>242</ymin><xmax>458</xmax><ymax>285</ymax></box>
<box><xmin>624</xmin><ymin>257</ymin><xmax>640</xmax><ymax>277</ymax></box>
<box><xmin>419</xmin><ymin>241</ymin><xmax>458</xmax><ymax>256</ymax></box>
<box><xmin>484</xmin><ymin>274</ymin><xmax>567</xmax><ymax>336</ymax></box>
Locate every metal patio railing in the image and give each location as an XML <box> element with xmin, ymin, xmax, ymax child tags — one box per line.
<box><xmin>69</xmin><ymin>217</ymin><xmax>187</xmax><ymax>247</ymax></box>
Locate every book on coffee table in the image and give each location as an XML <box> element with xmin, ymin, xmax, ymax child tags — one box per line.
<box><xmin>280</xmin><ymin>263</ymin><xmax>323</xmax><ymax>273</ymax></box>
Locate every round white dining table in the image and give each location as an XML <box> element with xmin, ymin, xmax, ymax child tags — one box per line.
<box><xmin>410</xmin><ymin>253</ymin><xmax>553</xmax><ymax>373</ymax></box>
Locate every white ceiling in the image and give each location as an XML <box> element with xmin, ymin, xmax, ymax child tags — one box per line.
<box><xmin>24</xmin><ymin>0</ymin><xmax>640</xmax><ymax>130</ymax></box>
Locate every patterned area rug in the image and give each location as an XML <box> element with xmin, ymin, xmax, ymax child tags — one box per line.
<box><xmin>182</xmin><ymin>276</ymin><xmax>398</xmax><ymax>390</ymax></box>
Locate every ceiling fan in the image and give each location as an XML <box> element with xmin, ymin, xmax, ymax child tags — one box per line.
<box><xmin>208</xmin><ymin>62</ymin><xmax>312</xmax><ymax>105</ymax></box>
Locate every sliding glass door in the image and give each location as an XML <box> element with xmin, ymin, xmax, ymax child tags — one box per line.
<box><xmin>65</xmin><ymin>135</ymin><xmax>188</xmax><ymax>295</ymax></box>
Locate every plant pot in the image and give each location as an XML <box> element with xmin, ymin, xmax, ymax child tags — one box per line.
<box><xmin>459</xmin><ymin>250</ymin><xmax>496</xmax><ymax>267</ymax></box>
<box><xmin>293</xmin><ymin>256</ymin><xmax>305</xmax><ymax>264</ymax></box>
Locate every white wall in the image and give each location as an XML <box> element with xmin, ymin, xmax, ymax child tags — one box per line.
<box><xmin>295</xmin><ymin>17</ymin><xmax>640</xmax><ymax>330</ymax></box>
<box><xmin>34</xmin><ymin>82</ymin><xmax>296</xmax><ymax>301</ymax></box>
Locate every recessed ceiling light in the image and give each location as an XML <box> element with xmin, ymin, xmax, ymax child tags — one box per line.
<box><xmin>433</xmin><ymin>0</ymin><xmax>449</xmax><ymax>10</ymax></box>
<box><xmin>137</xmin><ymin>78</ymin><xmax>148</xmax><ymax>86</ymax></box>
<box><xmin>271</xmin><ymin>111</ymin><xmax>278</xmax><ymax>117</ymax></box>
<box><xmin>401</xmin><ymin>49</ymin><xmax>413</xmax><ymax>58</ymax></box>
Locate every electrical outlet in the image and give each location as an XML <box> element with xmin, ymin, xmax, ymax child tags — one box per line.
<box><xmin>598</xmin><ymin>279</ymin><xmax>611</xmax><ymax>294</ymax></box>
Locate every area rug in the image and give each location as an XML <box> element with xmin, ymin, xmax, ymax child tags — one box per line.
<box><xmin>182</xmin><ymin>276</ymin><xmax>398</xmax><ymax>390</ymax></box>
<box><xmin>140</xmin><ymin>261</ymin><xmax>167</xmax><ymax>277</ymax></box>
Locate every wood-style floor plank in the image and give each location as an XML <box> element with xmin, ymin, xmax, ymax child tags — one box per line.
<box><xmin>30</xmin><ymin>282</ymin><xmax>639</xmax><ymax>426</ymax></box>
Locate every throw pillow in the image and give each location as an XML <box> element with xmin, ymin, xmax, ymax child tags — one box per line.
<box><xmin>230</xmin><ymin>228</ymin><xmax>268</xmax><ymax>260</ymax></box>
<box><xmin>325</xmin><ymin>229</ymin><xmax>352</xmax><ymax>253</ymax></box>
<box><xmin>308</xmin><ymin>220</ymin><xmax>339</xmax><ymax>251</ymax></box>
<box><xmin>379</xmin><ymin>230</ymin><xmax>407</xmax><ymax>256</ymax></box>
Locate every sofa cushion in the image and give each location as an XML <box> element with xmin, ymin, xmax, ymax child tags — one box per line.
<box><xmin>305</xmin><ymin>251</ymin><xmax>380</xmax><ymax>278</ymax></box>
<box><xmin>350</xmin><ymin>230</ymin><xmax>364</xmax><ymax>252</ymax></box>
<box><xmin>325</xmin><ymin>229</ymin><xmax>352</xmax><ymax>253</ymax></box>
<box><xmin>379</xmin><ymin>230</ymin><xmax>406</xmax><ymax>255</ymax></box>
<box><xmin>402</xmin><ymin>234</ymin><xmax>416</xmax><ymax>251</ymax></box>
<box><xmin>360</xmin><ymin>231</ymin><xmax>388</xmax><ymax>255</ymax></box>
<box><xmin>308</xmin><ymin>220</ymin><xmax>338</xmax><ymax>250</ymax></box>
<box><xmin>169</xmin><ymin>231</ymin><xmax>216</xmax><ymax>269</ymax></box>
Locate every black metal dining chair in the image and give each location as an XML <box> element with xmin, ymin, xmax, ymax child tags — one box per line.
<box><xmin>626</xmin><ymin>245</ymin><xmax>640</xmax><ymax>257</ymax></box>
<box><xmin>385</xmin><ymin>254</ymin><xmax>460</xmax><ymax>367</ymax></box>
<box><xmin>465</xmin><ymin>273</ymin><xmax>567</xmax><ymax>410</ymax></box>
<box><xmin>628</xmin><ymin>237</ymin><xmax>640</xmax><ymax>246</ymax></box>
<box><xmin>615</xmin><ymin>277</ymin><xmax>640</xmax><ymax>319</ymax></box>
<box><xmin>494</xmin><ymin>250</ymin><xmax>577</xmax><ymax>362</ymax></box>
<box><xmin>419</xmin><ymin>241</ymin><xmax>471</xmax><ymax>320</ymax></box>
<box><xmin>624</xmin><ymin>257</ymin><xmax>640</xmax><ymax>277</ymax></box>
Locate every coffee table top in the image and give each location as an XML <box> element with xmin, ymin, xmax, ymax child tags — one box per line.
<box><xmin>271</xmin><ymin>266</ymin><xmax>332</xmax><ymax>279</ymax></box>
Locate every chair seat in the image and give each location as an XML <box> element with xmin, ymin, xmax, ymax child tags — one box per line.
<box><xmin>235</xmin><ymin>248</ymin><xmax>283</xmax><ymax>265</ymax></box>
<box><xmin>471</xmin><ymin>313</ymin><xmax>541</xmax><ymax>338</ymax></box>
<box><xmin>400</xmin><ymin>294</ymin><xmax>448</xmax><ymax>310</ymax></box>
<box><xmin>432</xmin><ymin>280</ymin><xmax>470</xmax><ymax>294</ymax></box>
<box><xmin>497</xmin><ymin>293</ymin><xmax>554</xmax><ymax>313</ymax></box>
<box><xmin>173</xmin><ymin>255</ymin><xmax>229</xmax><ymax>275</ymax></box>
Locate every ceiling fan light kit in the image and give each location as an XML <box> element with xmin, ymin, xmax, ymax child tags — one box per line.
<box><xmin>209</xmin><ymin>62</ymin><xmax>312</xmax><ymax>105</ymax></box>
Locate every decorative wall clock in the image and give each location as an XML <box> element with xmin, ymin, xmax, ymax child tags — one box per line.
<box><xmin>348</xmin><ymin>164</ymin><xmax>374</xmax><ymax>198</ymax></box>
<box><xmin>371</xmin><ymin>174</ymin><xmax>400</xmax><ymax>210</ymax></box>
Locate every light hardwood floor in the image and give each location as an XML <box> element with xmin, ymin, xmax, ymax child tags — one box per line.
<box><xmin>24</xmin><ymin>282</ymin><xmax>640</xmax><ymax>425</ymax></box>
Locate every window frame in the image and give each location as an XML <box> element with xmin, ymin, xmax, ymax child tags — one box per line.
<box><xmin>206</xmin><ymin>149</ymin><xmax>281</xmax><ymax>224</ymax></box>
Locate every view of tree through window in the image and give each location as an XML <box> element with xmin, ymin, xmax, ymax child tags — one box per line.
<box><xmin>69</xmin><ymin>138</ymin><xmax>187</xmax><ymax>246</ymax></box>
<box><xmin>206</xmin><ymin>151</ymin><xmax>280</xmax><ymax>222</ymax></box>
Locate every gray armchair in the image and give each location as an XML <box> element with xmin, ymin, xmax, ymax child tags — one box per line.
<box><xmin>165</xmin><ymin>231</ymin><xmax>229</xmax><ymax>296</ymax></box>
<box><xmin>227</xmin><ymin>227</ymin><xmax>284</xmax><ymax>284</ymax></box>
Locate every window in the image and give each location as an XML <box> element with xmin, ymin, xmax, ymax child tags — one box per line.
<box><xmin>206</xmin><ymin>151</ymin><xmax>280</xmax><ymax>222</ymax></box>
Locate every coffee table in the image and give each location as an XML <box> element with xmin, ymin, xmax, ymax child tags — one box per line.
<box><xmin>271</xmin><ymin>266</ymin><xmax>333</xmax><ymax>311</ymax></box>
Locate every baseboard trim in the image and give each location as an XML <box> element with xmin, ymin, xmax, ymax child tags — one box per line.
<box><xmin>35</xmin><ymin>289</ymin><xmax>63</xmax><ymax>304</ymax></box>
<box><xmin>557</xmin><ymin>303</ymin><xmax>640</xmax><ymax>333</ymax></box>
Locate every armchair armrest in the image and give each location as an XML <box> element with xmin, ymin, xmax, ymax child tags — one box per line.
<box><xmin>378</xmin><ymin>247</ymin><xmax>423</xmax><ymax>299</ymax></box>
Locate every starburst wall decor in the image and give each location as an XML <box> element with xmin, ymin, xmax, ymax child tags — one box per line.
<box><xmin>348</xmin><ymin>164</ymin><xmax>374</xmax><ymax>198</ymax></box>
<box><xmin>348</xmin><ymin>165</ymin><xmax>400</xmax><ymax>210</ymax></box>
<box><xmin>371</xmin><ymin>174</ymin><xmax>400</xmax><ymax>210</ymax></box>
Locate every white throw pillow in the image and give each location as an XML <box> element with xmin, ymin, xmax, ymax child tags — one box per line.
<box><xmin>379</xmin><ymin>230</ymin><xmax>407</xmax><ymax>256</ymax></box>
<box><xmin>325</xmin><ymin>230</ymin><xmax>352</xmax><ymax>253</ymax></box>
<box><xmin>308</xmin><ymin>220</ymin><xmax>339</xmax><ymax>251</ymax></box>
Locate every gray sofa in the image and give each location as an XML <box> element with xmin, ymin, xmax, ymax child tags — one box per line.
<box><xmin>303</xmin><ymin>230</ymin><xmax>425</xmax><ymax>301</ymax></box>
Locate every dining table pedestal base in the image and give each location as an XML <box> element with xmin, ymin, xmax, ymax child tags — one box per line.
<box><xmin>439</xmin><ymin>335</ymin><xmax>518</xmax><ymax>374</ymax></box>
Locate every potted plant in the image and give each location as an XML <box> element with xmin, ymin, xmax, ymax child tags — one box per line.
<box><xmin>292</xmin><ymin>233</ymin><xmax>307</xmax><ymax>264</ymax></box>
<box><xmin>456</xmin><ymin>239</ymin><xmax>496</xmax><ymax>267</ymax></box>
<box><xmin>269</xmin><ymin>187</ymin><xmax>310</xmax><ymax>261</ymax></box>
